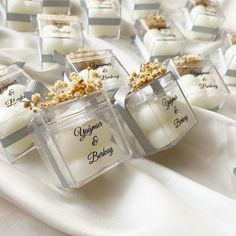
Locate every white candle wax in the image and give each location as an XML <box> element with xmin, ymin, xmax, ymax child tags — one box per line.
<box><xmin>68</xmin><ymin>142</ymin><xmax>122</xmax><ymax>182</ymax></box>
<box><xmin>143</xmin><ymin>29</ymin><xmax>182</xmax><ymax>57</ymax></box>
<box><xmin>55</xmin><ymin>119</ymin><xmax>112</xmax><ymax>162</ymax></box>
<box><xmin>132</xmin><ymin>0</ymin><xmax>159</xmax><ymax>19</ymax></box>
<box><xmin>7</xmin><ymin>0</ymin><xmax>41</xmax><ymax>31</ymax></box>
<box><xmin>87</xmin><ymin>0</ymin><xmax>120</xmax><ymax>38</ymax></box>
<box><xmin>54</xmin><ymin>118</ymin><xmax>122</xmax><ymax>182</ymax></box>
<box><xmin>131</xmin><ymin>95</ymin><xmax>189</xmax><ymax>149</ymax></box>
<box><xmin>0</xmin><ymin>105</ymin><xmax>34</xmax><ymax>156</ymax></box>
<box><xmin>188</xmin><ymin>92</ymin><xmax>226</xmax><ymax>110</ymax></box>
<box><xmin>79</xmin><ymin>65</ymin><xmax>125</xmax><ymax>91</ymax></box>
<box><xmin>190</xmin><ymin>5</ymin><xmax>220</xmax><ymax>40</ymax></box>
<box><xmin>42</xmin><ymin>24</ymin><xmax>82</xmax><ymax>55</ymax></box>
<box><xmin>179</xmin><ymin>73</ymin><xmax>225</xmax><ymax>110</ymax></box>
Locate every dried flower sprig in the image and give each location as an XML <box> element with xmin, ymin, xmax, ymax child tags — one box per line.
<box><xmin>24</xmin><ymin>71</ymin><xmax>103</xmax><ymax>110</ymax></box>
<box><xmin>173</xmin><ymin>54</ymin><xmax>203</xmax><ymax>76</ymax></box>
<box><xmin>129</xmin><ymin>59</ymin><xmax>167</xmax><ymax>91</ymax></box>
<box><xmin>145</xmin><ymin>15</ymin><xmax>167</xmax><ymax>30</ymax></box>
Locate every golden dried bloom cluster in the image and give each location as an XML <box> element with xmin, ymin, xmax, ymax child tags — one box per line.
<box><xmin>68</xmin><ymin>48</ymin><xmax>103</xmax><ymax>71</ymax></box>
<box><xmin>145</xmin><ymin>15</ymin><xmax>167</xmax><ymax>30</ymax></box>
<box><xmin>195</xmin><ymin>0</ymin><xmax>210</xmax><ymax>7</ymax></box>
<box><xmin>173</xmin><ymin>54</ymin><xmax>203</xmax><ymax>76</ymax></box>
<box><xmin>129</xmin><ymin>59</ymin><xmax>167</xmax><ymax>91</ymax></box>
<box><xmin>26</xmin><ymin>72</ymin><xmax>103</xmax><ymax>110</ymax></box>
<box><xmin>229</xmin><ymin>32</ymin><xmax>236</xmax><ymax>45</ymax></box>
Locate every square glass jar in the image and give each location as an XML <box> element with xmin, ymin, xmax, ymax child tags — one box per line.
<box><xmin>134</xmin><ymin>17</ymin><xmax>186</xmax><ymax>62</ymax></box>
<box><xmin>126</xmin><ymin>0</ymin><xmax>160</xmax><ymax>20</ymax></box>
<box><xmin>41</xmin><ymin>0</ymin><xmax>70</xmax><ymax>14</ymax></box>
<box><xmin>0</xmin><ymin>0</ymin><xmax>41</xmax><ymax>31</ymax></box>
<box><xmin>84</xmin><ymin>0</ymin><xmax>121</xmax><ymax>39</ymax></box>
<box><xmin>0</xmin><ymin>65</ymin><xmax>35</xmax><ymax>163</ymax></box>
<box><xmin>28</xmin><ymin>90</ymin><xmax>132</xmax><ymax>188</ymax></box>
<box><xmin>65</xmin><ymin>49</ymin><xmax>128</xmax><ymax>100</ymax></box>
<box><xmin>115</xmin><ymin>72</ymin><xmax>197</xmax><ymax>156</ymax></box>
<box><xmin>218</xmin><ymin>33</ymin><xmax>236</xmax><ymax>86</ymax></box>
<box><xmin>1</xmin><ymin>0</ymin><xmax>41</xmax><ymax>32</ymax></box>
<box><xmin>169</xmin><ymin>58</ymin><xmax>230</xmax><ymax>111</ymax></box>
<box><xmin>181</xmin><ymin>0</ymin><xmax>224</xmax><ymax>41</ymax></box>
<box><xmin>37</xmin><ymin>14</ymin><xmax>84</xmax><ymax>69</ymax></box>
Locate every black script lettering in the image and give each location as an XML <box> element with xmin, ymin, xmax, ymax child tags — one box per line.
<box><xmin>53</xmin><ymin>29</ymin><xmax>71</xmax><ymax>35</ymax></box>
<box><xmin>4</xmin><ymin>94</ymin><xmax>25</xmax><ymax>108</ymax></box>
<box><xmin>190</xmin><ymin>71</ymin><xmax>209</xmax><ymax>77</ymax></box>
<box><xmin>87</xmin><ymin>147</ymin><xmax>114</xmax><ymax>164</ymax></box>
<box><xmin>100</xmin><ymin>74</ymin><xmax>119</xmax><ymax>81</ymax></box>
<box><xmin>74</xmin><ymin>121</ymin><xmax>103</xmax><ymax>141</ymax></box>
<box><xmin>199</xmin><ymin>83</ymin><xmax>218</xmax><ymax>89</ymax></box>
<box><xmin>0</xmin><ymin>80</ymin><xmax>17</xmax><ymax>94</ymax></box>
<box><xmin>92</xmin><ymin>136</ymin><xmax>99</xmax><ymax>146</ymax></box>
<box><xmin>9</xmin><ymin>88</ymin><xmax>14</xmax><ymax>96</ymax></box>
<box><xmin>162</xmin><ymin>95</ymin><xmax>178</xmax><ymax>110</ymax></box>
<box><xmin>5</xmin><ymin>98</ymin><xmax>17</xmax><ymax>107</ymax></box>
<box><xmin>174</xmin><ymin>106</ymin><xmax>178</xmax><ymax>114</ymax></box>
<box><xmin>174</xmin><ymin>115</ymin><xmax>188</xmax><ymax>128</ymax></box>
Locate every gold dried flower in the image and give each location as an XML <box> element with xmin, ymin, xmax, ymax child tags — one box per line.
<box><xmin>129</xmin><ymin>59</ymin><xmax>167</xmax><ymax>91</ymax></box>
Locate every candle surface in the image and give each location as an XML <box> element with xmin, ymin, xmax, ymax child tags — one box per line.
<box><xmin>0</xmin><ymin>84</ymin><xmax>26</xmax><ymax>109</ymax></box>
<box><xmin>130</xmin><ymin>94</ymin><xmax>190</xmax><ymax>149</ymax></box>
<box><xmin>54</xmin><ymin>118</ymin><xmax>123</xmax><ymax>182</ymax></box>
<box><xmin>87</xmin><ymin>0</ymin><xmax>120</xmax><ymax>38</ymax></box>
<box><xmin>143</xmin><ymin>28</ymin><xmax>183</xmax><ymax>57</ymax></box>
<box><xmin>189</xmin><ymin>4</ymin><xmax>220</xmax><ymax>40</ymax></box>
<box><xmin>79</xmin><ymin>65</ymin><xmax>125</xmax><ymax>90</ymax></box>
<box><xmin>7</xmin><ymin>0</ymin><xmax>41</xmax><ymax>31</ymax></box>
<box><xmin>42</xmin><ymin>23</ymin><xmax>82</xmax><ymax>55</ymax></box>
<box><xmin>0</xmin><ymin>105</ymin><xmax>34</xmax><ymax>156</ymax></box>
<box><xmin>179</xmin><ymin>73</ymin><xmax>226</xmax><ymax>110</ymax></box>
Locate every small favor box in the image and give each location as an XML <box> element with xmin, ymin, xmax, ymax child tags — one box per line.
<box><xmin>0</xmin><ymin>65</ymin><xmax>35</xmax><ymax>163</ymax></box>
<box><xmin>65</xmin><ymin>49</ymin><xmax>128</xmax><ymax>99</ymax></box>
<box><xmin>36</xmin><ymin>14</ymin><xmax>84</xmax><ymax>68</ymax></box>
<box><xmin>84</xmin><ymin>0</ymin><xmax>121</xmax><ymax>39</ymax></box>
<box><xmin>115</xmin><ymin>70</ymin><xmax>197</xmax><ymax>155</ymax></box>
<box><xmin>126</xmin><ymin>0</ymin><xmax>160</xmax><ymax>20</ymax></box>
<box><xmin>0</xmin><ymin>0</ymin><xmax>41</xmax><ymax>31</ymax></box>
<box><xmin>181</xmin><ymin>0</ymin><xmax>224</xmax><ymax>41</ymax></box>
<box><xmin>41</xmin><ymin>0</ymin><xmax>70</xmax><ymax>14</ymax></box>
<box><xmin>134</xmin><ymin>15</ymin><xmax>186</xmax><ymax>62</ymax></box>
<box><xmin>28</xmin><ymin>90</ymin><xmax>132</xmax><ymax>188</ymax></box>
<box><xmin>218</xmin><ymin>32</ymin><xmax>236</xmax><ymax>86</ymax></box>
<box><xmin>169</xmin><ymin>55</ymin><xmax>230</xmax><ymax>111</ymax></box>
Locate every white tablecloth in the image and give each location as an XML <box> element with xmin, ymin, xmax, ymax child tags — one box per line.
<box><xmin>0</xmin><ymin>0</ymin><xmax>236</xmax><ymax>235</ymax></box>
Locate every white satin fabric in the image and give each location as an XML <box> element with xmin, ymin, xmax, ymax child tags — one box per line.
<box><xmin>0</xmin><ymin>0</ymin><xmax>236</xmax><ymax>235</ymax></box>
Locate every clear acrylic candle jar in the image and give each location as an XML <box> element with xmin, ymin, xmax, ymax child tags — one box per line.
<box><xmin>0</xmin><ymin>65</ymin><xmax>35</xmax><ymax>163</ymax></box>
<box><xmin>115</xmin><ymin>72</ymin><xmax>197</xmax><ymax>156</ymax></box>
<box><xmin>37</xmin><ymin>14</ymin><xmax>84</xmax><ymax>69</ymax></box>
<box><xmin>181</xmin><ymin>0</ymin><xmax>224</xmax><ymax>41</ymax></box>
<box><xmin>28</xmin><ymin>90</ymin><xmax>132</xmax><ymax>188</ymax></box>
<box><xmin>170</xmin><ymin>57</ymin><xmax>230</xmax><ymax>111</ymax></box>
<box><xmin>126</xmin><ymin>0</ymin><xmax>160</xmax><ymax>20</ymax></box>
<box><xmin>0</xmin><ymin>0</ymin><xmax>41</xmax><ymax>31</ymax></box>
<box><xmin>41</xmin><ymin>0</ymin><xmax>70</xmax><ymax>14</ymax></box>
<box><xmin>134</xmin><ymin>16</ymin><xmax>186</xmax><ymax>62</ymax></box>
<box><xmin>84</xmin><ymin>0</ymin><xmax>121</xmax><ymax>39</ymax></box>
<box><xmin>218</xmin><ymin>32</ymin><xmax>236</xmax><ymax>86</ymax></box>
<box><xmin>65</xmin><ymin>49</ymin><xmax>128</xmax><ymax>100</ymax></box>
